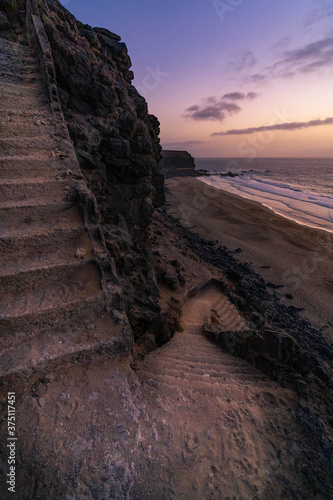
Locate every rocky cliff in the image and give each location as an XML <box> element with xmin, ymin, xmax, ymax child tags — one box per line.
<box><xmin>31</xmin><ymin>0</ymin><xmax>165</xmax><ymax>344</ymax></box>
<box><xmin>160</xmin><ymin>149</ymin><xmax>198</xmax><ymax>178</ymax></box>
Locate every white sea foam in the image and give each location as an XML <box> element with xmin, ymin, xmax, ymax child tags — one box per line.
<box><xmin>198</xmin><ymin>175</ymin><xmax>333</xmax><ymax>233</ymax></box>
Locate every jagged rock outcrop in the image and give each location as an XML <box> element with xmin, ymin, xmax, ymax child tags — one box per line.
<box><xmin>31</xmin><ymin>0</ymin><xmax>165</xmax><ymax>343</ymax></box>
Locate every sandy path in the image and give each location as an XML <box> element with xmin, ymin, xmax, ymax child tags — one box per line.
<box><xmin>165</xmin><ymin>177</ymin><xmax>333</xmax><ymax>341</ymax></box>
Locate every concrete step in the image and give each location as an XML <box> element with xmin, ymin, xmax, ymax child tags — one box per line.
<box><xmin>0</xmin><ymin>203</ymin><xmax>83</xmax><ymax>238</ymax></box>
<box><xmin>0</xmin><ymin>261</ymin><xmax>102</xmax><ymax>320</ymax></box>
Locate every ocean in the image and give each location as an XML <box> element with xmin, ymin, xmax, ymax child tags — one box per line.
<box><xmin>194</xmin><ymin>157</ymin><xmax>333</xmax><ymax>233</ymax></box>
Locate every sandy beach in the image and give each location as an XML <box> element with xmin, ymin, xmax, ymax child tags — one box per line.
<box><xmin>166</xmin><ymin>177</ymin><xmax>333</xmax><ymax>342</ymax></box>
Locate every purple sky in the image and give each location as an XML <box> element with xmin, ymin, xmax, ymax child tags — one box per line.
<box><xmin>61</xmin><ymin>0</ymin><xmax>333</xmax><ymax>157</ymax></box>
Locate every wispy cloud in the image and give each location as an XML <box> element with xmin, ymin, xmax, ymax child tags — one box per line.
<box><xmin>212</xmin><ymin>117</ymin><xmax>333</xmax><ymax>136</ymax></box>
<box><xmin>162</xmin><ymin>140</ymin><xmax>204</xmax><ymax>147</ymax></box>
<box><xmin>183</xmin><ymin>91</ymin><xmax>259</xmax><ymax>122</ymax></box>
<box><xmin>222</xmin><ymin>91</ymin><xmax>260</xmax><ymax>101</ymax></box>
<box><xmin>305</xmin><ymin>3</ymin><xmax>333</xmax><ymax>28</ymax></box>
<box><xmin>269</xmin><ymin>37</ymin><xmax>333</xmax><ymax>77</ymax></box>
<box><xmin>228</xmin><ymin>50</ymin><xmax>257</xmax><ymax>72</ymax></box>
<box><xmin>245</xmin><ymin>36</ymin><xmax>333</xmax><ymax>83</ymax></box>
<box><xmin>270</xmin><ymin>36</ymin><xmax>293</xmax><ymax>52</ymax></box>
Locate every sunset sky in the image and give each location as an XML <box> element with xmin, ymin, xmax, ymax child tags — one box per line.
<box><xmin>62</xmin><ymin>0</ymin><xmax>333</xmax><ymax>158</ymax></box>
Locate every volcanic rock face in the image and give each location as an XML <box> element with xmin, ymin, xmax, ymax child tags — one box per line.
<box><xmin>160</xmin><ymin>150</ymin><xmax>197</xmax><ymax>178</ymax></box>
<box><xmin>36</xmin><ymin>0</ymin><xmax>165</xmax><ymax>341</ymax></box>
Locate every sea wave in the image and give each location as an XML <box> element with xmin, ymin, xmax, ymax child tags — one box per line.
<box><xmin>199</xmin><ymin>175</ymin><xmax>333</xmax><ymax>233</ymax></box>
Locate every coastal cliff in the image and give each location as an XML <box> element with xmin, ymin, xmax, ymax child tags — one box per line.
<box><xmin>160</xmin><ymin>149</ymin><xmax>197</xmax><ymax>178</ymax></box>
<box><xmin>0</xmin><ymin>2</ymin><xmax>332</xmax><ymax>499</ymax></box>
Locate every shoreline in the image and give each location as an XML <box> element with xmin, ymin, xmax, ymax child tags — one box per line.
<box><xmin>197</xmin><ymin>175</ymin><xmax>333</xmax><ymax>234</ymax></box>
<box><xmin>165</xmin><ymin>177</ymin><xmax>333</xmax><ymax>342</ymax></box>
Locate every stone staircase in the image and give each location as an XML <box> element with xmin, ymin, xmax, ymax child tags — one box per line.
<box><xmin>0</xmin><ymin>36</ymin><xmax>126</xmax><ymax>379</ymax></box>
<box><xmin>135</xmin><ymin>287</ymin><xmax>300</xmax><ymax>499</ymax></box>
<box><xmin>210</xmin><ymin>294</ymin><xmax>247</xmax><ymax>332</ymax></box>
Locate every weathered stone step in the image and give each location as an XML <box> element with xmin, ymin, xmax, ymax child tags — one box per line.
<box><xmin>0</xmin><ymin>52</ymin><xmax>36</xmax><ymax>63</ymax></box>
<box><xmin>0</xmin><ymin>227</ymin><xmax>87</xmax><ymax>267</ymax></box>
<box><xmin>0</xmin><ymin>108</ymin><xmax>50</xmax><ymax>120</ymax></box>
<box><xmin>0</xmin><ymin>293</ymin><xmax>105</xmax><ymax>342</ymax></box>
<box><xmin>0</xmin><ymin>37</ymin><xmax>32</xmax><ymax>53</ymax></box>
<box><xmin>139</xmin><ymin>371</ymin><xmax>270</xmax><ymax>396</ymax></box>
<box><xmin>162</xmin><ymin>334</ymin><xmax>221</xmax><ymax>350</ymax></box>
<box><xmin>0</xmin><ymin>59</ymin><xmax>39</xmax><ymax>70</ymax></box>
<box><xmin>141</xmin><ymin>355</ymin><xmax>252</xmax><ymax>373</ymax></box>
<box><xmin>0</xmin><ymin>120</ymin><xmax>54</xmax><ymax>137</ymax></box>
<box><xmin>0</xmin><ymin>228</ymin><xmax>93</xmax><ymax>277</ymax></box>
<box><xmin>139</xmin><ymin>368</ymin><xmax>268</xmax><ymax>392</ymax></box>
<box><xmin>0</xmin><ymin>261</ymin><xmax>102</xmax><ymax>320</ymax></box>
<box><xmin>0</xmin><ymin>71</ymin><xmax>42</xmax><ymax>85</ymax></box>
<box><xmin>0</xmin><ymin>191</ymin><xmax>77</xmax><ymax>209</ymax></box>
<box><xmin>213</xmin><ymin>305</ymin><xmax>244</xmax><ymax>326</ymax></box>
<box><xmin>0</xmin><ymin>311</ymin><xmax>125</xmax><ymax>379</ymax></box>
<box><xmin>0</xmin><ymin>157</ymin><xmax>63</xmax><ymax>178</ymax></box>
<box><xmin>139</xmin><ymin>362</ymin><xmax>267</xmax><ymax>385</ymax></box>
<box><xmin>212</xmin><ymin>297</ymin><xmax>247</xmax><ymax>332</ymax></box>
<box><xmin>0</xmin><ymin>203</ymin><xmax>83</xmax><ymax>238</ymax></box>
<box><xmin>0</xmin><ymin>135</ymin><xmax>57</xmax><ymax>155</ymax></box>
<box><xmin>185</xmin><ymin>327</ymin><xmax>204</xmax><ymax>335</ymax></box>
<box><xmin>155</xmin><ymin>349</ymin><xmax>236</xmax><ymax>365</ymax></box>
<box><xmin>0</xmin><ymin>81</ymin><xmax>44</xmax><ymax>97</ymax></box>
<box><xmin>0</xmin><ymin>179</ymin><xmax>75</xmax><ymax>205</ymax></box>
<box><xmin>0</xmin><ymin>93</ymin><xmax>47</xmax><ymax>111</ymax></box>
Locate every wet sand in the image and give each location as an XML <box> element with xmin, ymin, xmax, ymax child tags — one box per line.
<box><xmin>165</xmin><ymin>177</ymin><xmax>333</xmax><ymax>342</ymax></box>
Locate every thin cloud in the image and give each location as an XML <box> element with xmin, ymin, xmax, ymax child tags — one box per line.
<box><xmin>212</xmin><ymin>117</ymin><xmax>333</xmax><ymax>136</ymax></box>
<box><xmin>246</xmin><ymin>91</ymin><xmax>259</xmax><ymax>100</ymax></box>
<box><xmin>163</xmin><ymin>140</ymin><xmax>204</xmax><ymax>147</ymax></box>
<box><xmin>244</xmin><ymin>73</ymin><xmax>268</xmax><ymax>85</ymax></box>
<box><xmin>271</xmin><ymin>36</ymin><xmax>293</xmax><ymax>52</ymax></box>
<box><xmin>305</xmin><ymin>3</ymin><xmax>333</xmax><ymax>28</ymax></box>
<box><xmin>228</xmin><ymin>50</ymin><xmax>257</xmax><ymax>72</ymax></box>
<box><xmin>184</xmin><ymin>91</ymin><xmax>259</xmax><ymax>122</ymax></box>
<box><xmin>248</xmin><ymin>36</ymin><xmax>333</xmax><ymax>82</ymax></box>
<box><xmin>222</xmin><ymin>91</ymin><xmax>260</xmax><ymax>101</ymax></box>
